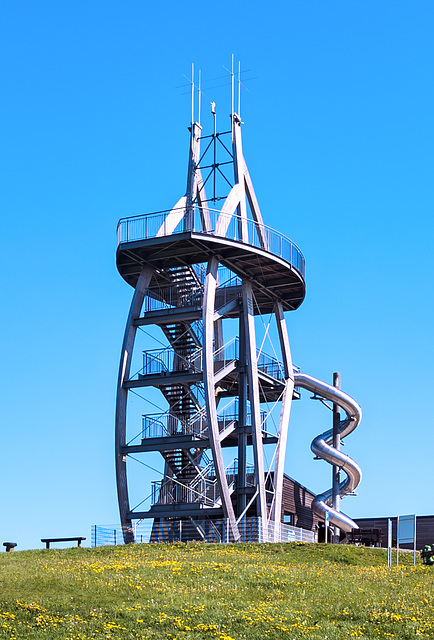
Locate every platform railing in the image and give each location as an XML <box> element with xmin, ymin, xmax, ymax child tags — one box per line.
<box><xmin>151</xmin><ymin>478</ymin><xmax>217</xmax><ymax>506</ymax></box>
<box><xmin>257</xmin><ymin>350</ymin><xmax>285</xmax><ymax>381</ymax></box>
<box><xmin>151</xmin><ymin>456</ymin><xmax>244</xmax><ymax>507</ymax></box>
<box><xmin>143</xmin><ymin>286</ymin><xmax>202</xmax><ymax>312</ymax></box>
<box><xmin>151</xmin><ymin>458</ymin><xmax>219</xmax><ymax>507</ymax></box>
<box><xmin>142</xmin><ymin>415</ymin><xmax>168</xmax><ymax>439</ymax></box>
<box><xmin>140</xmin><ymin>346</ymin><xmax>203</xmax><ymax>377</ymax></box>
<box><xmin>224</xmin><ymin>459</ymin><xmax>256</xmax><ymax>486</ymax></box>
<box><xmin>142</xmin><ymin>271</ymin><xmax>242</xmax><ymax>315</ymax></box>
<box><xmin>141</xmin><ymin>412</ymin><xmax>206</xmax><ymax>440</ymax></box>
<box><xmin>140</xmin><ymin>402</ymin><xmax>271</xmax><ymax>443</ymax></box>
<box><xmin>138</xmin><ymin>337</ymin><xmax>288</xmax><ymax>384</ymax></box>
<box><xmin>117</xmin><ymin>207</ymin><xmax>305</xmax><ymax>278</ymax></box>
<box><xmin>141</xmin><ymin>402</ymin><xmax>240</xmax><ymax>441</ymax></box>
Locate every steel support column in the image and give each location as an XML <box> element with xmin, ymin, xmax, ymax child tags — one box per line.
<box><xmin>203</xmin><ymin>256</ymin><xmax>240</xmax><ymax>541</ymax></box>
<box><xmin>242</xmin><ymin>280</ymin><xmax>267</xmax><ymax>538</ymax></box>
<box><xmin>332</xmin><ymin>371</ymin><xmax>341</xmax><ymax>543</ymax></box>
<box><xmin>270</xmin><ymin>302</ymin><xmax>294</xmax><ymax>540</ymax></box>
<box><xmin>237</xmin><ymin>300</ymin><xmax>248</xmax><ymax>517</ymax></box>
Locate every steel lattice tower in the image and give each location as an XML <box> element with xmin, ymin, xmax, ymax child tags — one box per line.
<box><xmin>115</xmin><ymin>93</ymin><xmax>362</xmax><ymax>544</ymax></box>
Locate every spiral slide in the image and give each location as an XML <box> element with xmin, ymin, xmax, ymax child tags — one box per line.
<box><xmin>293</xmin><ymin>373</ymin><xmax>362</xmax><ymax>533</ymax></box>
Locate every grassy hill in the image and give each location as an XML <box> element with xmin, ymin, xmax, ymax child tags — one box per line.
<box><xmin>0</xmin><ymin>542</ymin><xmax>432</xmax><ymax>639</ymax></box>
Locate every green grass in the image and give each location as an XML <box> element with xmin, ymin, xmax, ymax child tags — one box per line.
<box><xmin>0</xmin><ymin>542</ymin><xmax>433</xmax><ymax>639</ymax></box>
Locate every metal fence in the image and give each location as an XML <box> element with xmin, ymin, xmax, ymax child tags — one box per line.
<box><xmin>92</xmin><ymin>518</ymin><xmax>316</xmax><ymax>546</ymax></box>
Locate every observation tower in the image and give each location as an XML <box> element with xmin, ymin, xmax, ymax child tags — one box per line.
<box><xmin>115</xmin><ymin>75</ymin><xmax>362</xmax><ymax>544</ymax></box>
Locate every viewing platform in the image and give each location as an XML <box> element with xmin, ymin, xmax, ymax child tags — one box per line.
<box><xmin>116</xmin><ymin>207</ymin><xmax>305</xmax><ymax>313</ymax></box>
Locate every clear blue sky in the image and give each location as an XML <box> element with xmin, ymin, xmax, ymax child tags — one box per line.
<box><xmin>1</xmin><ymin>1</ymin><xmax>433</xmax><ymax>550</ymax></box>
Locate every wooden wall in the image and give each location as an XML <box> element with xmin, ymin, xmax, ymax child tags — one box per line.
<box><xmin>281</xmin><ymin>475</ymin><xmax>322</xmax><ymax>531</ymax></box>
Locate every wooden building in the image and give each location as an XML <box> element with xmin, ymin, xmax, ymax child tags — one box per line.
<box><xmin>280</xmin><ymin>479</ymin><xmax>434</xmax><ymax>549</ymax></box>
<box><xmin>354</xmin><ymin>516</ymin><xmax>434</xmax><ymax>551</ymax></box>
<box><xmin>280</xmin><ymin>474</ymin><xmax>323</xmax><ymax>535</ymax></box>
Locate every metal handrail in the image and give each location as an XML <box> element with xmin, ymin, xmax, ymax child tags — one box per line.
<box><xmin>139</xmin><ymin>337</ymin><xmax>289</xmax><ymax>382</ymax></box>
<box><xmin>141</xmin><ymin>347</ymin><xmax>202</xmax><ymax>377</ymax></box>
<box><xmin>214</xmin><ymin>336</ymin><xmax>239</xmax><ymax>363</ymax></box>
<box><xmin>117</xmin><ymin>207</ymin><xmax>305</xmax><ymax>278</ymax></box>
<box><xmin>141</xmin><ymin>402</ymin><xmax>241</xmax><ymax>441</ymax></box>
<box><xmin>142</xmin><ymin>266</ymin><xmax>241</xmax><ymax>315</ymax></box>
<box><xmin>151</xmin><ymin>456</ymin><xmax>245</xmax><ymax>507</ymax></box>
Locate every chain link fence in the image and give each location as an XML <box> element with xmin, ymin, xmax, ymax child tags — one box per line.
<box><xmin>92</xmin><ymin>518</ymin><xmax>316</xmax><ymax>546</ymax></box>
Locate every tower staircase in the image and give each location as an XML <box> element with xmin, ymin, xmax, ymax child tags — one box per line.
<box><xmin>153</xmin><ymin>265</ymin><xmax>207</xmax><ymax>490</ymax></box>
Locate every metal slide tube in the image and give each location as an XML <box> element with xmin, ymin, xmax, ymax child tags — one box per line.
<box><xmin>294</xmin><ymin>372</ymin><xmax>362</xmax><ymax>533</ymax></box>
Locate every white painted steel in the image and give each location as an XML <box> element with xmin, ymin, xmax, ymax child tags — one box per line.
<box><xmin>232</xmin><ymin>113</ymin><xmax>249</xmax><ymax>242</ymax></box>
<box><xmin>156</xmin><ymin>197</ymin><xmax>187</xmax><ymax>237</ymax></box>
<box><xmin>242</xmin><ymin>281</ymin><xmax>267</xmax><ymax>539</ymax></box>
<box><xmin>203</xmin><ymin>256</ymin><xmax>240</xmax><ymax>541</ymax></box>
<box><xmin>269</xmin><ymin>302</ymin><xmax>294</xmax><ymax>540</ymax></box>
<box><xmin>243</xmin><ymin>160</ymin><xmax>268</xmax><ymax>250</ymax></box>
<box><xmin>187</xmin><ymin>121</ymin><xmax>211</xmax><ymax>232</ymax></box>
<box><xmin>216</xmin><ymin>184</ymin><xmax>242</xmax><ymax>236</ymax></box>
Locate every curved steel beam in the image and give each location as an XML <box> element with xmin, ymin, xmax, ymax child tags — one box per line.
<box><xmin>242</xmin><ymin>281</ymin><xmax>267</xmax><ymax>538</ymax></box>
<box><xmin>294</xmin><ymin>372</ymin><xmax>362</xmax><ymax>533</ymax></box>
<box><xmin>232</xmin><ymin>114</ymin><xmax>248</xmax><ymax>242</ymax></box>
<box><xmin>270</xmin><ymin>302</ymin><xmax>294</xmax><ymax>540</ymax></box>
<box><xmin>203</xmin><ymin>256</ymin><xmax>240</xmax><ymax>541</ymax></box>
<box><xmin>115</xmin><ymin>265</ymin><xmax>153</xmax><ymax>543</ymax></box>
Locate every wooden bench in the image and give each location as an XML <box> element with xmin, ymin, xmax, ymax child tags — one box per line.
<box><xmin>41</xmin><ymin>537</ymin><xmax>86</xmax><ymax>549</ymax></box>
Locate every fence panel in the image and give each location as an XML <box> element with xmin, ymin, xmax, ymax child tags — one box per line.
<box><xmin>92</xmin><ymin>518</ymin><xmax>316</xmax><ymax>546</ymax></box>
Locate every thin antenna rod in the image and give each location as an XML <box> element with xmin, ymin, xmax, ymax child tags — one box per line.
<box><xmin>231</xmin><ymin>54</ymin><xmax>234</xmax><ymax>116</ymax></box>
<box><xmin>198</xmin><ymin>69</ymin><xmax>202</xmax><ymax>127</ymax></box>
<box><xmin>199</xmin><ymin>69</ymin><xmax>202</xmax><ymax>127</ymax></box>
<box><xmin>191</xmin><ymin>62</ymin><xmax>194</xmax><ymax>125</ymax></box>
<box><xmin>212</xmin><ymin>101</ymin><xmax>216</xmax><ymax>201</ymax></box>
<box><xmin>238</xmin><ymin>60</ymin><xmax>241</xmax><ymax>117</ymax></box>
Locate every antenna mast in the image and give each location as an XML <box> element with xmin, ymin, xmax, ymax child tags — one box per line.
<box><xmin>191</xmin><ymin>62</ymin><xmax>195</xmax><ymax>125</ymax></box>
<box><xmin>198</xmin><ymin>69</ymin><xmax>202</xmax><ymax>127</ymax></box>
<box><xmin>238</xmin><ymin>60</ymin><xmax>241</xmax><ymax>117</ymax></box>
<box><xmin>231</xmin><ymin>54</ymin><xmax>234</xmax><ymax>119</ymax></box>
